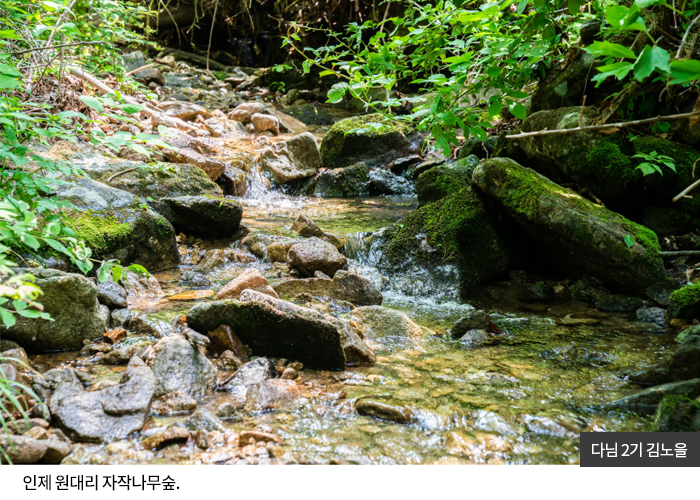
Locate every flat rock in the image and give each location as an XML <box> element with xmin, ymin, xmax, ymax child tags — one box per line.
<box><xmin>214</xmin><ymin>268</ymin><xmax>278</xmax><ymax>300</ymax></box>
<box><xmin>141</xmin><ymin>427</ymin><xmax>190</xmax><ymax>450</ymax></box>
<box><xmin>273</xmin><ymin>270</ymin><xmax>382</xmax><ymax>306</ymax></box>
<box><xmin>151</xmin><ymin>390</ymin><xmax>198</xmax><ymax>416</ymax></box>
<box><xmin>162</xmin><ymin>196</ymin><xmax>243</xmax><ymax>238</ymax></box>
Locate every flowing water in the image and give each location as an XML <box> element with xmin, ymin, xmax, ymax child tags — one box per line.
<box><xmin>33</xmin><ymin>138</ymin><xmax>677</xmax><ymax>465</ymax></box>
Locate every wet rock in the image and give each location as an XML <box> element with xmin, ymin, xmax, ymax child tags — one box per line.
<box><xmin>451</xmin><ymin>310</ymin><xmax>489</xmax><ymax>339</ymax></box>
<box><xmin>199</xmin><ymin>249</ymin><xmax>225</xmax><ymax>270</ymax></box>
<box><xmin>355</xmin><ymin>398</ymin><xmax>414</xmax><ymax>424</ymax></box>
<box><xmin>184</xmin><ymin>409</ymin><xmax>225</xmax><ymax>433</ymax></box>
<box><xmin>540</xmin><ymin>344</ymin><xmax>613</xmax><ymax>367</ymax></box>
<box><xmin>0</xmin><ymin>268</ymin><xmax>108</xmax><ymax>352</ymax></box>
<box><xmin>611</xmin><ymin>378</ymin><xmax>700</xmax><ymax>412</ymax></box>
<box><xmin>287</xmin><ymin>237</ymin><xmax>347</xmax><ymax>277</ymax></box>
<box><xmin>96</xmin><ymin>279</ymin><xmax>128</xmax><ymax>309</ymax></box>
<box><xmin>142</xmin><ymin>427</ymin><xmax>190</xmax><ymax>450</ymax></box>
<box><xmin>352</xmin><ymin>306</ymin><xmax>424</xmax><ymax>341</ymax></box>
<box><xmin>291</xmin><ymin>214</ymin><xmax>324</xmax><ymax>237</ymax></box>
<box><xmin>636</xmin><ymin>306</ymin><xmax>666</xmax><ymax>324</ymax></box>
<box><xmin>630</xmin><ymin>336</ymin><xmax>700</xmax><ymax>385</ymax></box>
<box><xmin>251</xmin><ymin>113</ymin><xmax>280</xmax><ymax>135</ymax></box>
<box><xmin>217</xmin><ymin>165</ymin><xmax>248</xmax><ymax>197</ymax></box>
<box><xmin>258</xmin><ymin>132</ymin><xmax>322</xmax><ymax>184</ymax></box>
<box><xmin>472</xmin><ymin>158</ymin><xmax>666</xmax><ymax>295</ymax></box>
<box><xmin>207</xmin><ymin>325</ymin><xmax>250</xmax><ymax>362</ymax></box>
<box><xmin>224</xmin><ymin>358</ymin><xmax>277</xmax><ymax>389</ymax></box>
<box><xmin>416</xmin><ymin>156</ymin><xmax>479</xmax><ymax>205</ymax></box>
<box><xmin>128</xmin><ymin>313</ymin><xmax>172</xmax><ymax>338</ymax></box>
<box><xmin>151</xmin><ymin>391</ymin><xmax>198</xmax><ymax>416</ymax></box>
<box><xmin>241</xmin><ymin>233</ymin><xmax>277</xmax><ymax>258</ymax></box>
<box><xmin>244</xmin><ymin>379</ymin><xmax>301</xmax><ymax>411</ymax></box>
<box><xmin>104</xmin><ymin>328</ymin><xmax>127</xmax><ymax>344</ymax></box>
<box><xmin>121</xmin><ymin>271</ymin><xmax>163</xmax><ymax>298</ymax></box>
<box><xmin>162</xmin><ymin>147</ymin><xmax>226</xmax><ymax>182</ymax></box>
<box><xmin>267</xmin><ymin>238</ymin><xmax>304</xmax><ymax>263</ymax></box>
<box><xmin>273</xmin><ymin>270</ymin><xmax>382</xmax><ymax>306</ymax></box>
<box><xmin>377</xmin><ymin>186</ymin><xmax>513</xmax><ymax>297</ymax></box>
<box><xmin>238</xmin><ymin>430</ymin><xmax>283</xmax><ymax>446</ymax></box>
<box><xmin>203</xmin><ymin>116</ymin><xmax>248</xmax><ymax>138</ymax></box>
<box><xmin>214</xmin><ymin>268</ymin><xmax>278</xmax><ymax>300</ymax></box>
<box><xmin>40</xmin><ymin>439</ymin><xmax>72</xmax><ymax>464</ymax></box>
<box><xmin>146</xmin><ymin>334</ymin><xmax>217</xmax><ymax>398</ymax></box>
<box><xmin>194</xmin><ymin>428</ymin><xmax>210</xmax><ymax>449</ymax></box>
<box><xmin>368</xmin><ymin>169</ymin><xmax>414</xmax><ymax>196</ymax></box>
<box><xmin>216</xmin><ymin>350</ymin><xmax>245</xmax><ymax>371</ymax></box>
<box><xmin>320</xmin><ymin>114</ymin><xmax>422</xmax><ymax>168</ymax></box>
<box><xmin>187</xmin><ymin>291</ymin><xmax>348</xmax><ymax>370</ymax></box>
<box><xmin>653</xmin><ymin>394</ymin><xmax>700</xmax><ymax>432</ymax></box>
<box><xmin>572</xmin><ymin>279</ymin><xmax>650</xmax><ymax>312</ymax></box>
<box><xmin>49</xmin><ymin>357</ymin><xmax>156</xmax><ymax>442</ymax></box>
<box><xmin>459</xmin><ymin>138</ymin><xmax>497</xmax><ymax>160</ymax></box>
<box><xmin>0</xmin><ymin>435</ymin><xmax>48</xmax><ymax>464</ymax></box>
<box><xmin>228</xmin><ymin>102</ymin><xmax>266</xmax><ymax>123</ymax></box>
<box><xmin>157</xmin><ymin>101</ymin><xmax>209</xmax><ymax>121</ymax></box>
<box><xmin>312</xmin><ymin>163</ymin><xmax>370</xmax><ymax>197</ymax></box>
<box><xmin>162</xmin><ymin>196</ymin><xmax>243</xmax><ymax>238</ymax></box>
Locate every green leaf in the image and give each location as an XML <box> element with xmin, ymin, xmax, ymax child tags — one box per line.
<box><xmin>327</xmin><ymin>84</ymin><xmax>347</xmax><ymax>103</ymax></box>
<box><xmin>115</xmin><ymin>103</ymin><xmax>144</xmax><ymax>114</ymax></box>
<box><xmin>98</xmin><ymin>264</ymin><xmax>111</xmax><ymax>283</ymax></box>
<box><xmin>0</xmin><ymin>307</ymin><xmax>15</xmax><ymax>328</ymax></box>
<box><xmin>632</xmin><ymin>45</ymin><xmax>670</xmax><ymax>80</ymax></box>
<box><xmin>624</xmin><ymin>235</ymin><xmax>634</xmax><ymax>248</ymax></box>
<box><xmin>488</xmin><ymin>100</ymin><xmax>503</xmax><ymax>117</ymax></box>
<box><xmin>568</xmin><ymin>0</ymin><xmax>585</xmax><ymax>15</ymax></box>
<box><xmin>509</xmin><ymin>102</ymin><xmax>528</xmax><ymax>120</ymax></box>
<box><xmin>112</xmin><ymin>265</ymin><xmax>123</xmax><ymax>283</ymax></box>
<box><xmin>635</xmin><ymin>0</ymin><xmax>666</xmax><ymax>8</ymax></box>
<box><xmin>0</xmin><ymin>75</ymin><xmax>20</xmax><ymax>89</ymax></box>
<box><xmin>79</xmin><ymin>96</ymin><xmax>104</xmax><ymax>113</ymax></box>
<box><xmin>0</xmin><ymin>63</ymin><xmax>22</xmax><ymax>77</ymax></box>
<box><xmin>20</xmin><ymin>234</ymin><xmax>40</xmax><ymax>250</ymax></box>
<box><xmin>592</xmin><ymin>61</ymin><xmax>634</xmax><ymax>84</ymax></box>
<box><xmin>43</xmin><ymin>238</ymin><xmax>70</xmax><ymax>256</ymax></box>
<box><xmin>585</xmin><ymin>41</ymin><xmax>636</xmax><ymax>60</ymax></box>
<box><xmin>669</xmin><ymin>59</ymin><xmax>700</xmax><ymax>84</ymax></box>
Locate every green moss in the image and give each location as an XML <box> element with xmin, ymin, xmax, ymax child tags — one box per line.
<box><xmin>68</xmin><ymin>209</ymin><xmax>134</xmax><ymax>254</ymax></box>
<box><xmin>669</xmin><ymin>282</ymin><xmax>700</xmax><ymax>308</ymax></box>
<box><xmin>416</xmin><ymin>157</ymin><xmax>477</xmax><ymax>205</ymax></box>
<box><xmin>582</xmin><ymin>140</ymin><xmax>639</xmax><ymax>184</ymax></box>
<box><xmin>382</xmin><ymin>186</ymin><xmax>510</xmax><ymax>288</ymax></box>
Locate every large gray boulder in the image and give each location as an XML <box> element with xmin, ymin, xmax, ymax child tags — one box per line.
<box><xmin>145</xmin><ymin>334</ymin><xmax>217</xmax><ymax>398</ymax></box>
<box><xmin>49</xmin><ymin>357</ymin><xmax>156</xmax><ymax>442</ymax></box>
<box><xmin>0</xmin><ymin>269</ymin><xmax>108</xmax><ymax>352</ymax></box>
<box><xmin>187</xmin><ymin>290</ymin><xmax>371</xmax><ymax>370</ymax></box>
<box><xmin>258</xmin><ymin>132</ymin><xmax>322</xmax><ymax>184</ymax></box>
<box><xmin>161</xmin><ymin>196</ymin><xmax>243</xmax><ymax>238</ymax></box>
<box><xmin>320</xmin><ymin>114</ymin><xmax>422</xmax><ymax>168</ymax></box>
<box><xmin>53</xmin><ymin>175</ymin><xmax>179</xmax><ymax>271</ymax></box>
<box><xmin>472</xmin><ymin>157</ymin><xmax>666</xmax><ymax>294</ymax></box>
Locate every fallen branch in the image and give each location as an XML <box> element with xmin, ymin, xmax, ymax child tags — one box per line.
<box><xmin>106</xmin><ymin>166</ymin><xmax>140</xmax><ymax>184</ymax></box>
<box><xmin>673</xmin><ymin>177</ymin><xmax>700</xmax><ymax>202</ymax></box>
<box><xmin>67</xmin><ymin>66</ymin><xmax>197</xmax><ymax>131</ymax></box>
<box><xmin>125</xmin><ymin>63</ymin><xmax>155</xmax><ymax>77</ymax></box>
<box><xmin>506</xmin><ymin>111</ymin><xmax>700</xmax><ymax>139</ymax></box>
<box><xmin>676</xmin><ymin>13</ymin><xmax>700</xmax><ymax>59</ymax></box>
<box><xmin>660</xmin><ymin>250</ymin><xmax>700</xmax><ymax>257</ymax></box>
<box><xmin>10</xmin><ymin>40</ymin><xmax>101</xmax><ymax>56</ymax></box>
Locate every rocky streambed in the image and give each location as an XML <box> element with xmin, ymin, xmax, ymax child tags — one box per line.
<box><xmin>2</xmin><ymin>53</ymin><xmax>700</xmax><ymax>465</ymax></box>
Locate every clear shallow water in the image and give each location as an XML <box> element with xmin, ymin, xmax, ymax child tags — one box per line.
<box><xmin>31</xmin><ymin>141</ymin><xmax>676</xmax><ymax>465</ymax></box>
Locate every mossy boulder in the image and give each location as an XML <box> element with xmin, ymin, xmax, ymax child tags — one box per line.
<box><xmin>472</xmin><ymin>157</ymin><xmax>666</xmax><ymax>295</ymax></box>
<box><xmin>630</xmin><ymin>336</ymin><xmax>700</xmax><ymax>386</ymax></box>
<box><xmin>377</xmin><ymin>186</ymin><xmax>513</xmax><ymax>296</ymax></box>
<box><xmin>653</xmin><ymin>394</ymin><xmax>700</xmax><ymax>431</ymax></box>
<box><xmin>0</xmin><ymin>268</ymin><xmax>108</xmax><ymax>352</ymax></box>
<box><xmin>54</xmin><ymin>176</ymin><xmax>179</xmax><ymax>271</ymax></box>
<box><xmin>416</xmin><ymin>155</ymin><xmax>479</xmax><ymax>205</ymax></box>
<box><xmin>161</xmin><ymin>196</ymin><xmax>243</xmax><ymax>238</ymax></box>
<box><xmin>667</xmin><ymin>282</ymin><xmax>700</xmax><ymax>321</ymax></box>
<box><xmin>319</xmin><ymin>114</ymin><xmax>422</xmax><ymax>168</ymax></box>
<box><xmin>506</xmin><ymin>106</ymin><xmax>700</xmax><ymax>231</ymax></box>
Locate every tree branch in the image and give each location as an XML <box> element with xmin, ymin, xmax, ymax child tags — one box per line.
<box><xmin>10</xmin><ymin>40</ymin><xmax>101</xmax><ymax>56</ymax></box>
<box><xmin>506</xmin><ymin>111</ymin><xmax>700</xmax><ymax>139</ymax></box>
<box><xmin>676</xmin><ymin>13</ymin><xmax>700</xmax><ymax>59</ymax></box>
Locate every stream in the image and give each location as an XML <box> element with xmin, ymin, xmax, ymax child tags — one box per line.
<box><xmin>28</xmin><ymin>134</ymin><xmax>676</xmax><ymax>465</ymax></box>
